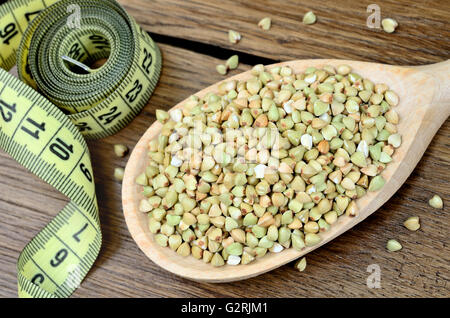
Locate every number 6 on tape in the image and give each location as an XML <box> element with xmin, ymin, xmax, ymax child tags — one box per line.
<box><xmin>0</xmin><ymin>0</ymin><xmax>161</xmax><ymax>297</ymax></box>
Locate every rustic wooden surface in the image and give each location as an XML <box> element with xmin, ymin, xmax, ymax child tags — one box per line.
<box><xmin>121</xmin><ymin>0</ymin><xmax>450</xmax><ymax>64</ymax></box>
<box><xmin>0</xmin><ymin>0</ymin><xmax>449</xmax><ymax>297</ymax></box>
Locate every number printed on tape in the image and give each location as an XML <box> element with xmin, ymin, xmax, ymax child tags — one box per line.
<box><xmin>0</xmin><ymin>0</ymin><xmax>161</xmax><ymax>298</ymax></box>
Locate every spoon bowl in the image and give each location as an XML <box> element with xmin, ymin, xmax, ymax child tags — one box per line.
<box><xmin>122</xmin><ymin>59</ymin><xmax>449</xmax><ymax>282</ymax></box>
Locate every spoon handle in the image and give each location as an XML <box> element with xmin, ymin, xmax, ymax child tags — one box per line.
<box><xmin>416</xmin><ymin>60</ymin><xmax>450</xmax><ymax>119</ymax></box>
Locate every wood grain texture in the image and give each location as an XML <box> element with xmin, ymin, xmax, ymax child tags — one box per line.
<box><xmin>118</xmin><ymin>0</ymin><xmax>450</xmax><ymax>64</ymax></box>
<box><xmin>121</xmin><ymin>59</ymin><xmax>450</xmax><ymax>283</ymax></box>
<box><xmin>0</xmin><ymin>43</ymin><xmax>449</xmax><ymax>298</ymax></box>
<box><xmin>0</xmin><ymin>0</ymin><xmax>449</xmax><ymax>298</ymax></box>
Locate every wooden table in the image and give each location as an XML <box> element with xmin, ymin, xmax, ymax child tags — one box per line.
<box><xmin>0</xmin><ymin>0</ymin><xmax>449</xmax><ymax>297</ymax></box>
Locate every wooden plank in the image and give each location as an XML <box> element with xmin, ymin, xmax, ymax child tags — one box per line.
<box><xmin>0</xmin><ymin>43</ymin><xmax>448</xmax><ymax>297</ymax></box>
<box><xmin>118</xmin><ymin>0</ymin><xmax>450</xmax><ymax>65</ymax></box>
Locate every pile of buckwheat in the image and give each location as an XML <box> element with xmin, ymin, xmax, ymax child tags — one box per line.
<box><xmin>135</xmin><ymin>63</ymin><xmax>401</xmax><ymax>266</ymax></box>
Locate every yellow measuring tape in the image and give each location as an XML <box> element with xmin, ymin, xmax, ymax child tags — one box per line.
<box><xmin>0</xmin><ymin>0</ymin><xmax>161</xmax><ymax>297</ymax></box>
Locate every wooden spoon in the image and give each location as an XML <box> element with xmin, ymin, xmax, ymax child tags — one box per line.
<box><xmin>122</xmin><ymin>59</ymin><xmax>449</xmax><ymax>282</ymax></box>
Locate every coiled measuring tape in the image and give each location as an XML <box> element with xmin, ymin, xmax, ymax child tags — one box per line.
<box><xmin>0</xmin><ymin>0</ymin><xmax>161</xmax><ymax>297</ymax></box>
